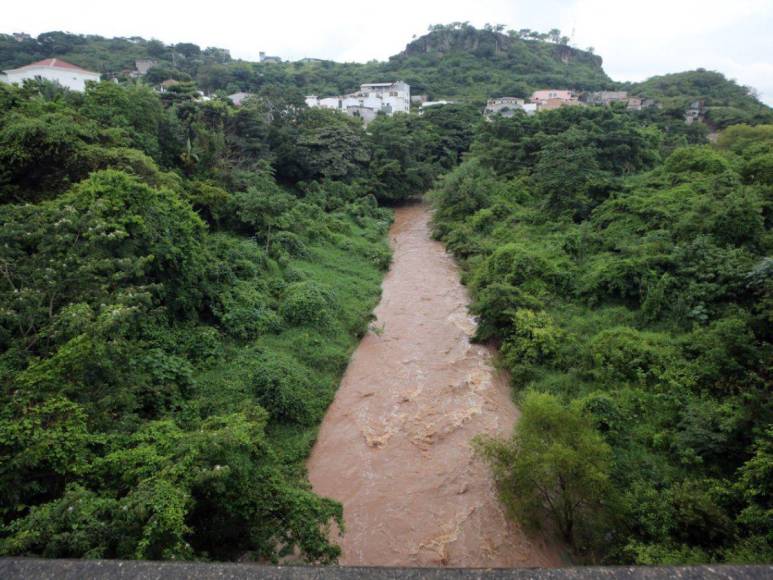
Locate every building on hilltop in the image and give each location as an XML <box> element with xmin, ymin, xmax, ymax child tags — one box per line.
<box><xmin>1</xmin><ymin>58</ymin><xmax>100</xmax><ymax>92</ymax></box>
<box><xmin>480</xmin><ymin>89</ymin><xmax>658</xmax><ymax>117</ymax></box>
<box><xmin>359</xmin><ymin>82</ymin><xmax>411</xmax><ymax>113</ymax></box>
<box><xmin>530</xmin><ymin>89</ymin><xmax>576</xmax><ymax>107</ymax></box>
<box><xmin>134</xmin><ymin>59</ymin><xmax>158</xmax><ymax>76</ymax></box>
<box><xmin>306</xmin><ymin>81</ymin><xmax>410</xmax><ymax>125</ymax></box>
<box><xmin>159</xmin><ymin>79</ymin><xmax>180</xmax><ymax>93</ymax></box>
<box><xmin>581</xmin><ymin>91</ymin><xmax>629</xmax><ymax>105</ymax></box>
<box><xmin>579</xmin><ymin>91</ymin><xmax>657</xmax><ymax>111</ymax></box>
<box><xmin>420</xmin><ymin>100</ymin><xmax>456</xmax><ymax>112</ymax></box>
<box><xmin>259</xmin><ymin>51</ymin><xmax>282</xmax><ymax>63</ymax></box>
<box><xmin>485</xmin><ymin>97</ymin><xmax>535</xmax><ymax>117</ymax></box>
<box><xmin>685</xmin><ymin>100</ymin><xmax>706</xmax><ymax>125</ymax></box>
<box><xmin>539</xmin><ymin>97</ymin><xmax>581</xmax><ymax>111</ymax></box>
<box><xmin>228</xmin><ymin>92</ymin><xmax>253</xmax><ymax>106</ymax></box>
<box><xmin>626</xmin><ymin>96</ymin><xmax>643</xmax><ymax>111</ymax></box>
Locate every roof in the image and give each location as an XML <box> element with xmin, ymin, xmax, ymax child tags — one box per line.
<box><xmin>228</xmin><ymin>92</ymin><xmax>253</xmax><ymax>105</ymax></box>
<box><xmin>361</xmin><ymin>82</ymin><xmax>401</xmax><ymax>87</ymax></box>
<box><xmin>5</xmin><ymin>58</ymin><xmax>98</xmax><ymax>75</ymax></box>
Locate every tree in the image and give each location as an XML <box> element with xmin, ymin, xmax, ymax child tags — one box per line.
<box><xmin>146</xmin><ymin>39</ymin><xmax>166</xmax><ymax>58</ymax></box>
<box><xmin>476</xmin><ymin>392</ymin><xmax>613</xmax><ymax>551</ymax></box>
<box><xmin>0</xmin><ymin>111</ymin><xmax>100</xmax><ymax>202</ymax></box>
<box><xmin>174</xmin><ymin>43</ymin><xmax>201</xmax><ymax>59</ymax></box>
<box><xmin>270</xmin><ymin>107</ymin><xmax>369</xmax><ymax>183</ymax></box>
<box><xmin>531</xmin><ymin>132</ymin><xmax>605</xmax><ymax>219</ymax></box>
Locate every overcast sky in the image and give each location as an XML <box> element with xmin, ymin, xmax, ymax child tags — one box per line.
<box><xmin>6</xmin><ymin>0</ymin><xmax>773</xmax><ymax>104</ymax></box>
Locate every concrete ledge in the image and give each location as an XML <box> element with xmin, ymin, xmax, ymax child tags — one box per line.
<box><xmin>0</xmin><ymin>559</ymin><xmax>770</xmax><ymax>579</ymax></box>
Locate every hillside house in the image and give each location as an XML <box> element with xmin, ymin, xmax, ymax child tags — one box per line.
<box><xmin>134</xmin><ymin>59</ymin><xmax>158</xmax><ymax>76</ymax></box>
<box><xmin>306</xmin><ymin>81</ymin><xmax>410</xmax><ymax>125</ymax></box>
<box><xmin>420</xmin><ymin>100</ymin><xmax>455</xmax><ymax>112</ymax></box>
<box><xmin>626</xmin><ymin>97</ymin><xmax>642</xmax><ymax>111</ymax></box>
<box><xmin>159</xmin><ymin>79</ymin><xmax>180</xmax><ymax>93</ymax></box>
<box><xmin>530</xmin><ymin>89</ymin><xmax>576</xmax><ymax>106</ymax></box>
<box><xmin>582</xmin><ymin>91</ymin><xmax>629</xmax><ymax>105</ymax></box>
<box><xmin>346</xmin><ymin>105</ymin><xmax>380</xmax><ymax>124</ymax></box>
<box><xmin>485</xmin><ymin>97</ymin><xmax>526</xmax><ymax>117</ymax></box>
<box><xmin>685</xmin><ymin>100</ymin><xmax>705</xmax><ymax>125</ymax></box>
<box><xmin>1</xmin><ymin>58</ymin><xmax>100</xmax><ymax>92</ymax></box>
<box><xmin>259</xmin><ymin>52</ymin><xmax>282</xmax><ymax>63</ymax></box>
<box><xmin>227</xmin><ymin>92</ymin><xmax>253</xmax><ymax>106</ymax></box>
<box><xmin>538</xmin><ymin>97</ymin><xmax>581</xmax><ymax>111</ymax></box>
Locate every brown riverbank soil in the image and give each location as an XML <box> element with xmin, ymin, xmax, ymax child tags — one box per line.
<box><xmin>307</xmin><ymin>202</ymin><xmax>562</xmax><ymax>567</ymax></box>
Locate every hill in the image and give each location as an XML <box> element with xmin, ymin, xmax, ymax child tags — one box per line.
<box><xmin>0</xmin><ymin>25</ymin><xmax>612</xmax><ymax>102</ymax></box>
<box><xmin>382</xmin><ymin>23</ymin><xmax>612</xmax><ymax>100</ymax></box>
<box><xmin>629</xmin><ymin>69</ymin><xmax>773</xmax><ymax>128</ymax></box>
<box><xmin>3</xmin><ymin>26</ymin><xmax>772</xmax><ymax>120</ymax></box>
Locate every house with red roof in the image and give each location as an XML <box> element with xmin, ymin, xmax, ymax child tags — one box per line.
<box><xmin>1</xmin><ymin>58</ymin><xmax>100</xmax><ymax>92</ymax></box>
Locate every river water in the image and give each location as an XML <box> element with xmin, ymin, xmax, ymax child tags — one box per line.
<box><xmin>307</xmin><ymin>203</ymin><xmax>560</xmax><ymax>567</ymax></box>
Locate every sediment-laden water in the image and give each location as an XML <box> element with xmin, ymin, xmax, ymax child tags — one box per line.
<box><xmin>307</xmin><ymin>203</ymin><xmax>560</xmax><ymax>567</ymax></box>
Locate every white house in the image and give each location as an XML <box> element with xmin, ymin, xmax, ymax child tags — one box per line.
<box><xmin>421</xmin><ymin>100</ymin><xmax>455</xmax><ymax>110</ymax></box>
<box><xmin>227</xmin><ymin>92</ymin><xmax>253</xmax><ymax>106</ymax></box>
<box><xmin>485</xmin><ymin>97</ymin><xmax>536</xmax><ymax>118</ymax></box>
<box><xmin>357</xmin><ymin>82</ymin><xmax>410</xmax><ymax>114</ymax></box>
<box><xmin>1</xmin><ymin>58</ymin><xmax>100</xmax><ymax>92</ymax></box>
<box><xmin>306</xmin><ymin>81</ymin><xmax>410</xmax><ymax>124</ymax></box>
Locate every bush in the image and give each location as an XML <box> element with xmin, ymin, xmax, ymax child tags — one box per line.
<box><xmin>476</xmin><ymin>391</ymin><xmax>613</xmax><ymax>553</ymax></box>
<box><xmin>664</xmin><ymin>147</ymin><xmax>732</xmax><ymax>177</ymax></box>
<box><xmin>500</xmin><ymin>309</ymin><xmax>562</xmax><ymax>383</ymax></box>
<box><xmin>280</xmin><ymin>281</ymin><xmax>335</xmax><ymax>328</ymax></box>
<box><xmin>472</xmin><ymin>242</ymin><xmax>570</xmax><ymax>297</ymax></box>
<box><xmin>587</xmin><ymin>327</ymin><xmax>680</xmax><ymax>386</ymax></box>
<box><xmin>250</xmin><ymin>352</ymin><xmax>316</xmax><ymax>425</ymax></box>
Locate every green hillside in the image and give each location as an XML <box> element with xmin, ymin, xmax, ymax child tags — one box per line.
<box><xmin>0</xmin><ymin>24</ymin><xmax>612</xmax><ymax>101</ymax></box>
<box><xmin>3</xmin><ymin>25</ymin><xmax>771</xmax><ymax>119</ymax></box>
<box><xmin>629</xmin><ymin>69</ymin><xmax>773</xmax><ymax>128</ymax></box>
<box><xmin>382</xmin><ymin>23</ymin><xmax>612</xmax><ymax>100</ymax></box>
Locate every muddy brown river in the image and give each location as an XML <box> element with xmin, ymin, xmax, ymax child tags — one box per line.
<box><xmin>307</xmin><ymin>203</ymin><xmax>561</xmax><ymax>567</ymax></box>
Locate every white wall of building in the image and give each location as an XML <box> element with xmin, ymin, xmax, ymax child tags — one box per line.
<box><xmin>2</xmin><ymin>66</ymin><xmax>100</xmax><ymax>92</ymax></box>
<box><xmin>305</xmin><ymin>81</ymin><xmax>410</xmax><ymax>120</ymax></box>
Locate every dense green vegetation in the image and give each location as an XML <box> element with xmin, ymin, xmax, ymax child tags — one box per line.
<box><xmin>629</xmin><ymin>70</ymin><xmax>773</xmax><ymax>129</ymax></box>
<box><xmin>4</xmin><ymin>24</ymin><xmax>770</xmax><ymax>118</ymax></box>
<box><xmin>1</xmin><ymin>22</ymin><xmax>772</xmax><ymax>566</ymax></box>
<box><xmin>432</xmin><ymin>108</ymin><xmax>772</xmax><ymax>564</ymax></box>
<box><xmin>0</xmin><ymin>78</ymin><xmax>398</xmax><ymax>561</ymax></box>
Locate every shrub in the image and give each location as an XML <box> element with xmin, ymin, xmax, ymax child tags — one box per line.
<box><xmin>280</xmin><ymin>281</ymin><xmax>335</xmax><ymax>328</ymax></box>
<box><xmin>250</xmin><ymin>351</ymin><xmax>316</xmax><ymax>425</ymax></box>
<box><xmin>500</xmin><ymin>309</ymin><xmax>562</xmax><ymax>383</ymax></box>
<box><xmin>213</xmin><ymin>281</ymin><xmax>278</xmax><ymax>340</ymax></box>
<box><xmin>587</xmin><ymin>327</ymin><xmax>680</xmax><ymax>386</ymax></box>
<box><xmin>472</xmin><ymin>242</ymin><xmax>570</xmax><ymax>297</ymax></box>
<box><xmin>664</xmin><ymin>147</ymin><xmax>732</xmax><ymax>177</ymax></box>
<box><xmin>476</xmin><ymin>391</ymin><xmax>613</xmax><ymax>552</ymax></box>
